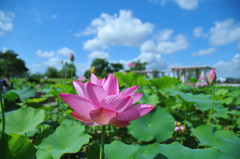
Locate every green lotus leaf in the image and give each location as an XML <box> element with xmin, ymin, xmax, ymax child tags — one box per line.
<box><xmin>3</xmin><ymin>107</ymin><xmax>45</xmax><ymax>135</ymax></box>
<box><xmin>0</xmin><ymin>133</ymin><xmax>37</xmax><ymax>159</ymax></box>
<box><xmin>2</xmin><ymin>91</ymin><xmax>20</xmax><ymax>101</ymax></box>
<box><xmin>128</xmin><ymin>107</ymin><xmax>175</xmax><ymax>142</ymax></box>
<box><xmin>105</xmin><ymin>140</ymin><xmax>138</xmax><ymax>159</ymax></box>
<box><xmin>192</xmin><ymin>125</ymin><xmax>240</xmax><ymax>158</ymax></box>
<box><xmin>150</xmin><ymin>76</ymin><xmax>180</xmax><ymax>90</ymax></box>
<box><xmin>11</xmin><ymin>85</ymin><xmax>36</xmax><ymax>101</ymax></box>
<box><xmin>38</xmin><ymin>122</ymin><xmax>91</xmax><ymax>159</ymax></box>
<box><xmin>167</xmin><ymin>89</ymin><xmax>222</xmax><ymax>112</ymax></box>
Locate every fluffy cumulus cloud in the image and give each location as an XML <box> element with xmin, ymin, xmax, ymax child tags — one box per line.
<box><xmin>36</xmin><ymin>50</ymin><xmax>54</xmax><ymax>57</ymax></box>
<box><xmin>209</xmin><ymin>18</ymin><xmax>240</xmax><ymax>46</ymax></box>
<box><xmin>193</xmin><ymin>27</ymin><xmax>208</xmax><ymax>38</ymax></box>
<box><xmin>136</xmin><ymin>52</ymin><xmax>168</xmax><ymax>70</ymax></box>
<box><xmin>213</xmin><ymin>54</ymin><xmax>240</xmax><ymax>78</ymax></box>
<box><xmin>141</xmin><ymin>32</ymin><xmax>189</xmax><ymax>54</ymax></box>
<box><xmin>191</xmin><ymin>48</ymin><xmax>216</xmax><ymax>56</ymax></box>
<box><xmin>43</xmin><ymin>56</ymin><xmax>62</xmax><ymax>68</ymax></box>
<box><xmin>82</xmin><ymin>10</ymin><xmax>153</xmax><ymax>51</ymax></box>
<box><xmin>57</xmin><ymin>47</ymin><xmax>74</xmax><ymax>56</ymax></box>
<box><xmin>174</xmin><ymin>0</ymin><xmax>198</xmax><ymax>10</ymax></box>
<box><xmin>88</xmin><ymin>51</ymin><xmax>109</xmax><ymax>59</ymax></box>
<box><xmin>0</xmin><ymin>10</ymin><xmax>14</xmax><ymax>37</ymax></box>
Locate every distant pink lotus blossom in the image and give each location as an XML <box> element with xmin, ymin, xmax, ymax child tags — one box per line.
<box><xmin>78</xmin><ymin>76</ymin><xmax>87</xmax><ymax>82</ymax></box>
<box><xmin>59</xmin><ymin>73</ymin><xmax>155</xmax><ymax>127</ymax></box>
<box><xmin>128</xmin><ymin>62</ymin><xmax>136</xmax><ymax>68</ymax></box>
<box><xmin>196</xmin><ymin>81</ymin><xmax>208</xmax><ymax>87</ymax></box>
<box><xmin>208</xmin><ymin>68</ymin><xmax>216</xmax><ymax>86</ymax></box>
<box><xmin>198</xmin><ymin>74</ymin><xmax>206</xmax><ymax>81</ymax></box>
<box><xmin>70</xmin><ymin>53</ymin><xmax>74</xmax><ymax>62</ymax></box>
<box><xmin>128</xmin><ymin>63</ymin><xmax>133</xmax><ymax>67</ymax></box>
<box><xmin>174</xmin><ymin>121</ymin><xmax>185</xmax><ymax>133</ymax></box>
<box><xmin>3</xmin><ymin>78</ymin><xmax>8</xmax><ymax>83</ymax></box>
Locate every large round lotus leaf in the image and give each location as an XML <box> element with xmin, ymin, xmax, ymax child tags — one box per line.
<box><xmin>128</xmin><ymin>107</ymin><xmax>175</xmax><ymax>142</ymax></box>
<box><xmin>141</xmin><ymin>142</ymin><xmax>232</xmax><ymax>159</ymax></box>
<box><xmin>2</xmin><ymin>91</ymin><xmax>20</xmax><ymax>101</ymax></box>
<box><xmin>0</xmin><ymin>133</ymin><xmax>37</xmax><ymax>159</ymax></box>
<box><xmin>38</xmin><ymin>122</ymin><xmax>91</xmax><ymax>159</ymax></box>
<box><xmin>105</xmin><ymin>140</ymin><xmax>229</xmax><ymax>159</ymax></box>
<box><xmin>11</xmin><ymin>85</ymin><xmax>36</xmax><ymax>101</ymax></box>
<box><xmin>192</xmin><ymin>125</ymin><xmax>240</xmax><ymax>159</ymax></box>
<box><xmin>105</xmin><ymin>140</ymin><xmax>138</xmax><ymax>159</ymax></box>
<box><xmin>36</xmin><ymin>149</ymin><xmax>53</xmax><ymax>159</ymax></box>
<box><xmin>115</xmin><ymin>72</ymin><xmax>149</xmax><ymax>87</ymax></box>
<box><xmin>150</xmin><ymin>76</ymin><xmax>180</xmax><ymax>90</ymax></box>
<box><xmin>3</xmin><ymin>107</ymin><xmax>45</xmax><ymax>135</ymax></box>
<box><xmin>167</xmin><ymin>90</ymin><xmax>222</xmax><ymax>112</ymax></box>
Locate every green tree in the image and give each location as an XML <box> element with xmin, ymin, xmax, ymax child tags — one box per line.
<box><xmin>91</xmin><ymin>58</ymin><xmax>111</xmax><ymax>77</ymax></box>
<box><xmin>129</xmin><ymin>60</ymin><xmax>147</xmax><ymax>71</ymax></box>
<box><xmin>0</xmin><ymin>50</ymin><xmax>28</xmax><ymax>78</ymax></box>
<box><xmin>45</xmin><ymin>67</ymin><xmax>59</xmax><ymax>78</ymax></box>
<box><xmin>110</xmin><ymin>63</ymin><xmax>124</xmax><ymax>72</ymax></box>
<box><xmin>59</xmin><ymin>63</ymin><xmax>76</xmax><ymax>78</ymax></box>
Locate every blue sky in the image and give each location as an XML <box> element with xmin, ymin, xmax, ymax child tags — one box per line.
<box><xmin>1</xmin><ymin>0</ymin><xmax>240</xmax><ymax>78</ymax></box>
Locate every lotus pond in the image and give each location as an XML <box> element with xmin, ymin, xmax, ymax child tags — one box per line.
<box><xmin>0</xmin><ymin>72</ymin><xmax>240</xmax><ymax>159</ymax></box>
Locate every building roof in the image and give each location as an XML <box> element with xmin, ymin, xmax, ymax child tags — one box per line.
<box><xmin>170</xmin><ymin>66</ymin><xmax>213</xmax><ymax>70</ymax></box>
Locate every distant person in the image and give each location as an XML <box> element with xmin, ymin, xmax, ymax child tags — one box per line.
<box><xmin>0</xmin><ymin>79</ymin><xmax>9</xmax><ymax>94</ymax></box>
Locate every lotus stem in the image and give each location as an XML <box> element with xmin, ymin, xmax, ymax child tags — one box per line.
<box><xmin>208</xmin><ymin>86</ymin><xmax>214</xmax><ymax>125</ymax></box>
<box><xmin>100</xmin><ymin>125</ymin><xmax>106</xmax><ymax>159</ymax></box>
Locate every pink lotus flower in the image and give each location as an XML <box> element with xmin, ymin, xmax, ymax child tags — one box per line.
<box><xmin>59</xmin><ymin>74</ymin><xmax>154</xmax><ymax>127</ymax></box>
<box><xmin>78</xmin><ymin>76</ymin><xmax>87</xmax><ymax>82</ymax></box>
<box><xmin>128</xmin><ymin>63</ymin><xmax>133</xmax><ymax>67</ymax></box>
<box><xmin>208</xmin><ymin>68</ymin><xmax>216</xmax><ymax>86</ymax></box>
<box><xmin>198</xmin><ymin>74</ymin><xmax>206</xmax><ymax>81</ymax></box>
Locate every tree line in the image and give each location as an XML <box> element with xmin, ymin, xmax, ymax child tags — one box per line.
<box><xmin>1</xmin><ymin>50</ymin><xmax>147</xmax><ymax>79</ymax></box>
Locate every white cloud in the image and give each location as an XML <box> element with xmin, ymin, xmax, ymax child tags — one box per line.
<box><xmin>209</xmin><ymin>18</ymin><xmax>240</xmax><ymax>46</ymax></box>
<box><xmin>141</xmin><ymin>30</ymin><xmax>189</xmax><ymax>54</ymax></box>
<box><xmin>191</xmin><ymin>48</ymin><xmax>216</xmax><ymax>56</ymax></box>
<box><xmin>0</xmin><ymin>10</ymin><xmax>14</xmax><ymax>37</ymax></box>
<box><xmin>193</xmin><ymin>27</ymin><xmax>208</xmax><ymax>38</ymax></box>
<box><xmin>75</xmin><ymin>27</ymin><xmax>97</xmax><ymax>37</ymax></box>
<box><xmin>36</xmin><ymin>50</ymin><xmax>54</xmax><ymax>57</ymax></box>
<box><xmin>155</xmin><ymin>29</ymin><xmax>173</xmax><ymax>41</ymax></box>
<box><xmin>136</xmin><ymin>52</ymin><xmax>168</xmax><ymax>70</ymax></box>
<box><xmin>43</xmin><ymin>57</ymin><xmax>63</xmax><ymax>69</ymax></box>
<box><xmin>57</xmin><ymin>47</ymin><xmax>74</xmax><ymax>56</ymax></box>
<box><xmin>88</xmin><ymin>51</ymin><xmax>109</xmax><ymax>59</ymax></box>
<box><xmin>213</xmin><ymin>54</ymin><xmax>240</xmax><ymax>78</ymax></box>
<box><xmin>156</xmin><ymin>35</ymin><xmax>189</xmax><ymax>54</ymax></box>
<box><xmin>140</xmin><ymin>40</ymin><xmax>157</xmax><ymax>53</ymax></box>
<box><xmin>82</xmin><ymin>10</ymin><xmax>153</xmax><ymax>51</ymax></box>
<box><xmin>27</xmin><ymin>63</ymin><xmax>42</xmax><ymax>74</ymax></box>
<box><xmin>84</xmin><ymin>39</ymin><xmax>108</xmax><ymax>51</ymax></box>
<box><xmin>174</xmin><ymin>0</ymin><xmax>198</xmax><ymax>10</ymax></box>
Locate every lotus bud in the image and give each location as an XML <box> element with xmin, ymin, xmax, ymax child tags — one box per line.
<box><xmin>90</xmin><ymin>66</ymin><xmax>95</xmax><ymax>74</ymax></box>
<box><xmin>70</xmin><ymin>53</ymin><xmax>74</xmax><ymax>62</ymax></box>
<box><xmin>208</xmin><ymin>68</ymin><xmax>216</xmax><ymax>86</ymax></box>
